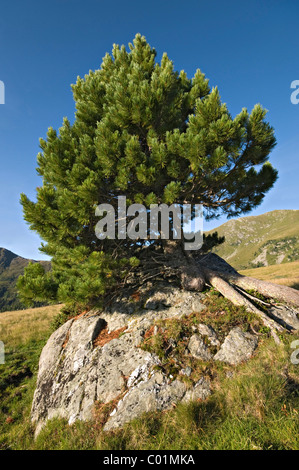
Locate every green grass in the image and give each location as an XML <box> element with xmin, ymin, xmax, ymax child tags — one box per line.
<box><xmin>0</xmin><ymin>295</ymin><xmax>298</xmax><ymax>450</ymax></box>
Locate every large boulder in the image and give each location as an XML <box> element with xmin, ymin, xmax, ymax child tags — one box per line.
<box><xmin>31</xmin><ymin>283</ymin><xmax>259</xmax><ymax>436</ymax></box>
<box><xmin>31</xmin><ymin>284</ymin><xmax>210</xmax><ymax>435</ymax></box>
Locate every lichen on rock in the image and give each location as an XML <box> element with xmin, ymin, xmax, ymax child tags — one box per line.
<box><xmin>31</xmin><ymin>282</ymin><xmax>261</xmax><ymax>436</ymax></box>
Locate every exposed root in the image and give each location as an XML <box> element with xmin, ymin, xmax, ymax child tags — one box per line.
<box><xmin>116</xmin><ymin>243</ymin><xmax>299</xmax><ymax>344</ymax></box>
<box><xmin>191</xmin><ymin>252</ymin><xmax>299</xmax><ymax>337</ymax></box>
<box><xmin>233</xmin><ymin>285</ymin><xmax>272</xmax><ymax>307</ymax></box>
<box><xmin>199</xmin><ymin>265</ymin><xmax>284</xmax><ymax>344</ymax></box>
<box><xmin>219</xmin><ymin>272</ymin><xmax>299</xmax><ymax>309</ymax></box>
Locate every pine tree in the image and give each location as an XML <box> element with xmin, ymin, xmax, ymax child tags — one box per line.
<box><xmin>18</xmin><ymin>34</ymin><xmax>299</xmax><ymax>337</ymax></box>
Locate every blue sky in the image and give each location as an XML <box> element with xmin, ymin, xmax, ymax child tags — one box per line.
<box><xmin>0</xmin><ymin>0</ymin><xmax>298</xmax><ymax>260</ymax></box>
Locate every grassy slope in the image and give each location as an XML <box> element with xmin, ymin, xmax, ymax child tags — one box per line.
<box><xmin>207</xmin><ymin>210</ymin><xmax>299</xmax><ymax>270</ymax></box>
<box><xmin>0</xmin><ymin>298</ymin><xmax>298</xmax><ymax>450</ymax></box>
<box><xmin>0</xmin><ymin>305</ymin><xmax>62</xmax><ymax>347</ymax></box>
<box><xmin>240</xmin><ymin>260</ymin><xmax>299</xmax><ymax>290</ymax></box>
<box><xmin>0</xmin><ymin>305</ymin><xmax>62</xmax><ymax>449</ymax></box>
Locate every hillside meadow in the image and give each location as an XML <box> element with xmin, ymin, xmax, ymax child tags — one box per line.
<box><xmin>0</xmin><ymin>304</ymin><xmax>62</xmax><ymax>348</ymax></box>
<box><xmin>240</xmin><ymin>261</ymin><xmax>299</xmax><ymax>291</ymax></box>
<box><xmin>208</xmin><ymin>210</ymin><xmax>299</xmax><ymax>270</ymax></box>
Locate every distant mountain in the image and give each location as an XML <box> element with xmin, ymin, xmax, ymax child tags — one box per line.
<box><xmin>207</xmin><ymin>210</ymin><xmax>299</xmax><ymax>271</ymax></box>
<box><xmin>0</xmin><ymin>248</ymin><xmax>51</xmax><ymax>312</ymax></box>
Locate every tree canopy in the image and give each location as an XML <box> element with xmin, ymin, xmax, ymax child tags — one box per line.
<box><xmin>18</xmin><ymin>34</ymin><xmax>278</xmax><ymax>307</ymax></box>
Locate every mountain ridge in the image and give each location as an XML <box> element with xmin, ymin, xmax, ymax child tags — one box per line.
<box><xmin>207</xmin><ymin>209</ymin><xmax>299</xmax><ymax>270</ymax></box>
<box><xmin>0</xmin><ymin>247</ymin><xmax>50</xmax><ymax>312</ymax></box>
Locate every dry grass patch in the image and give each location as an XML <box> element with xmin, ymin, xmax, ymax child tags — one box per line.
<box><xmin>0</xmin><ymin>304</ymin><xmax>62</xmax><ymax>348</ymax></box>
<box><xmin>240</xmin><ymin>261</ymin><xmax>299</xmax><ymax>290</ymax></box>
<box><xmin>93</xmin><ymin>325</ymin><xmax>128</xmax><ymax>348</ymax></box>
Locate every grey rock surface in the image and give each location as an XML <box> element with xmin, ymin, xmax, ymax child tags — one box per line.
<box><xmin>104</xmin><ymin>373</ymin><xmax>211</xmax><ymax>431</ymax></box>
<box><xmin>196</xmin><ymin>323</ymin><xmax>220</xmax><ymax>347</ymax></box>
<box><xmin>31</xmin><ymin>283</ymin><xmax>209</xmax><ymax>436</ymax></box>
<box><xmin>269</xmin><ymin>305</ymin><xmax>299</xmax><ymax>331</ymax></box>
<box><xmin>213</xmin><ymin>327</ymin><xmax>258</xmax><ymax>365</ymax></box>
<box><xmin>31</xmin><ymin>283</ymin><xmax>259</xmax><ymax>436</ymax></box>
<box><xmin>186</xmin><ymin>334</ymin><xmax>213</xmax><ymax>361</ymax></box>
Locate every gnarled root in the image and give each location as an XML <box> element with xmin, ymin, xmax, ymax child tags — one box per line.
<box><xmin>178</xmin><ymin>251</ymin><xmax>299</xmax><ymax>344</ymax></box>
<box><xmin>199</xmin><ymin>265</ymin><xmax>284</xmax><ymax>344</ymax></box>
<box><xmin>135</xmin><ymin>242</ymin><xmax>299</xmax><ymax>343</ymax></box>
